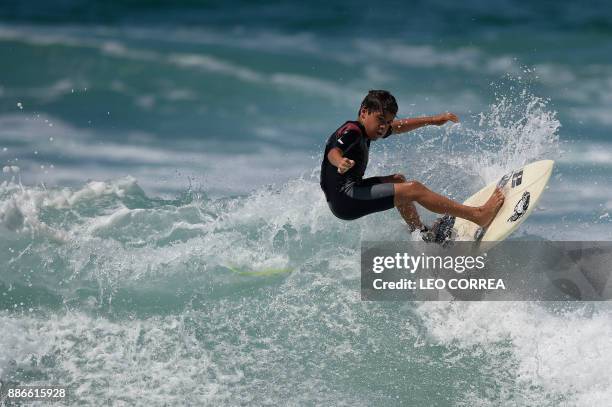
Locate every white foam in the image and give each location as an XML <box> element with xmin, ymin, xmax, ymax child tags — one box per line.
<box><xmin>0</xmin><ymin>181</ymin><xmax>69</xmax><ymax>242</ymax></box>
<box><xmin>0</xmin><ymin>113</ymin><xmax>314</xmax><ymax>196</ymax></box>
<box><xmin>0</xmin><ymin>311</ymin><xmax>245</xmax><ymax>404</ymax></box>
<box><xmin>2</xmin><ymin>165</ymin><xmax>19</xmax><ymax>173</ymax></box>
<box><xmin>0</xmin><ymin>24</ymin><xmax>358</xmax><ymax>102</ymax></box>
<box><xmin>356</xmin><ymin>40</ymin><xmax>480</xmax><ymax>70</ymax></box>
<box><xmin>269</xmin><ymin>73</ymin><xmax>362</xmax><ymax>103</ymax></box>
<box><xmin>418</xmin><ymin>302</ymin><xmax>612</xmax><ymax>405</ymax></box>
<box><xmin>534</xmin><ymin>63</ymin><xmax>577</xmax><ymax>86</ymax></box>
<box><xmin>168</xmin><ymin>53</ymin><xmax>264</xmax><ymax>83</ymax></box>
<box><xmin>459</xmin><ymin>92</ymin><xmax>560</xmax><ymax>184</ymax></box>
<box><xmin>0</xmin><ymin>23</ymin><xmax>324</xmax><ymax>60</ymax></box>
<box><xmin>0</xmin><ymin>312</ymin><xmax>53</xmax><ymax>377</ymax></box>
<box><xmin>558</xmin><ymin>143</ymin><xmax>612</xmax><ymax>166</ymax></box>
<box><xmin>354</xmin><ymin>39</ymin><xmax>521</xmax><ymax>75</ymax></box>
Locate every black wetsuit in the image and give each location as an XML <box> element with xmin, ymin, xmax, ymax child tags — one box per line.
<box><xmin>320</xmin><ymin>121</ymin><xmax>395</xmax><ymax>220</ymax></box>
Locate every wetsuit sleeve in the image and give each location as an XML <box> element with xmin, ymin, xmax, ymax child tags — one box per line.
<box><xmin>332</xmin><ymin>128</ymin><xmax>360</xmax><ymax>153</ymax></box>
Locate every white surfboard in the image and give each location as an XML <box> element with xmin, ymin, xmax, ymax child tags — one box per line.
<box><xmin>453</xmin><ymin>159</ymin><xmax>554</xmax><ymax>244</ymax></box>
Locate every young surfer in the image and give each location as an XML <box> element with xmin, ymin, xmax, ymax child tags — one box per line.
<box><xmin>320</xmin><ymin>90</ymin><xmax>504</xmax><ymax>242</ymax></box>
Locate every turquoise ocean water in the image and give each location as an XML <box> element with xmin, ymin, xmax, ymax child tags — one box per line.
<box><xmin>1</xmin><ymin>1</ymin><xmax>612</xmax><ymax>405</ymax></box>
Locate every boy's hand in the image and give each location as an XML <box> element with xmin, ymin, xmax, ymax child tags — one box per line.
<box><xmin>337</xmin><ymin>158</ymin><xmax>355</xmax><ymax>174</ymax></box>
<box><xmin>431</xmin><ymin>112</ymin><xmax>459</xmax><ymax>126</ymax></box>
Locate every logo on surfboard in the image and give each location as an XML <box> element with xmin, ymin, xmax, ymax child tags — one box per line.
<box><xmin>508</xmin><ymin>191</ymin><xmax>530</xmax><ymax>222</ymax></box>
<box><xmin>498</xmin><ymin>168</ymin><xmax>524</xmax><ymax>189</ymax></box>
<box><xmin>511</xmin><ymin>170</ymin><xmax>523</xmax><ymax>188</ymax></box>
<box><xmin>497</xmin><ymin>172</ymin><xmax>512</xmax><ymax>189</ymax></box>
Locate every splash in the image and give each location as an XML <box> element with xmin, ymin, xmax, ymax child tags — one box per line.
<box><xmin>368</xmin><ymin>85</ymin><xmax>561</xmax><ymax>221</ymax></box>
<box><xmin>466</xmin><ymin>89</ymin><xmax>561</xmax><ymax>183</ymax></box>
<box><xmin>0</xmin><ymin>86</ymin><xmax>593</xmax><ymax>407</ymax></box>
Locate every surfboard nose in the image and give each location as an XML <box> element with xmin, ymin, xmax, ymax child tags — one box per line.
<box><xmin>453</xmin><ymin>159</ymin><xmax>555</xmax><ymax>246</ymax></box>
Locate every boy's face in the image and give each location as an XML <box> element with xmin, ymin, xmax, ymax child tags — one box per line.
<box><xmin>359</xmin><ymin>108</ymin><xmax>395</xmax><ymax>139</ymax></box>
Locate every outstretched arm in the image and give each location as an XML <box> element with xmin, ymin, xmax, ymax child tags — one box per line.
<box><xmin>390</xmin><ymin>112</ymin><xmax>459</xmax><ymax>135</ymax></box>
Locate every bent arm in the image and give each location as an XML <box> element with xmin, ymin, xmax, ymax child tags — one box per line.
<box><xmin>327</xmin><ymin>147</ymin><xmax>345</xmax><ymax>168</ymax></box>
<box><xmin>327</xmin><ymin>147</ymin><xmax>355</xmax><ymax>174</ymax></box>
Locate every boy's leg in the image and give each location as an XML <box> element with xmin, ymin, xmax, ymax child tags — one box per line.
<box><xmin>397</xmin><ymin>202</ymin><xmax>423</xmax><ymax>231</ymax></box>
<box><xmin>378</xmin><ymin>174</ymin><xmax>424</xmax><ymax>231</ymax></box>
<box><xmin>393</xmin><ymin>180</ymin><xmax>504</xmax><ymax>228</ymax></box>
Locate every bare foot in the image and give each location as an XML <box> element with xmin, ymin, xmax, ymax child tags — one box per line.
<box><xmin>474</xmin><ymin>187</ymin><xmax>505</xmax><ymax>228</ymax></box>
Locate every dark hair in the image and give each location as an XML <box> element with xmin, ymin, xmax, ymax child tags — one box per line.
<box><xmin>359</xmin><ymin>90</ymin><xmax>398</xmax><ymax>117</ymax></box>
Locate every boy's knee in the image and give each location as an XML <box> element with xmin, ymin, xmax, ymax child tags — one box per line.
<box><xmin>396</xmin><ymin>180</ymin><xmax>425</xmax><ymax>200</ymax></box>
<box><xmin>404</xmin><ymin>180</ymin><xmax>425</xmax><ymax>192</ymax></box>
